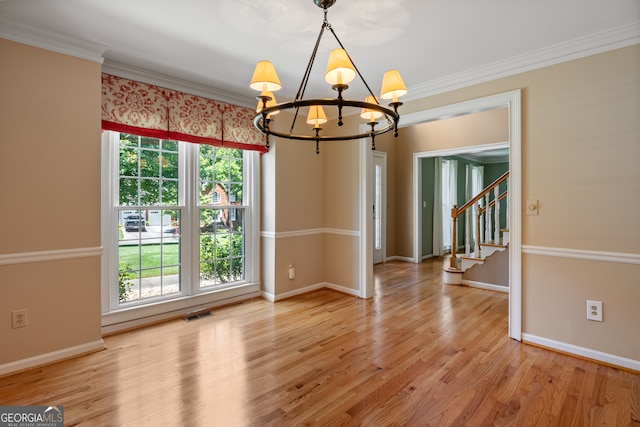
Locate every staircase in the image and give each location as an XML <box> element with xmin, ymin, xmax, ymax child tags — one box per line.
<box><xmin>444</xmin><ymin>171</ymin><xmax>509</xmax><ymax>286</ymax></box>
<box><xmin>459</xmin><ymin>229</ymin><xmax>509</xmax><ymax>271</ymax></box>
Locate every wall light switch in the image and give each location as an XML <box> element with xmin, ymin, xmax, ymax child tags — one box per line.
<box><xmin>526</xmin><ymin>199</ymin><xmax>539</xmax><ymax>215</ymax></box>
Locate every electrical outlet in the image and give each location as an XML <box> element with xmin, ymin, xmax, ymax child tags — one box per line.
<box><xmin>12</xmin><ymin>309</ymin><xmax>28</xmax><ymax>329</ymax></box>
<box><xmin>586</xmin><ymin>300</ymin><xmax>602</xmax><ymax>322</ymax></box>
<box><xmin>288</xmin><ymin>265</ymin><xmax>295</xmax><ymax>280</ymax></box>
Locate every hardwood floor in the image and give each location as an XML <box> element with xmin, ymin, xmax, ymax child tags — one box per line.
<box><xmin>1</xmin><ymin>258</ymin><xmax>638</xmax><ymax>426</ymax></box>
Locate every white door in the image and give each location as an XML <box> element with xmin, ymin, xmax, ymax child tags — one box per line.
<box><xmin>373</xmin><ymin>153</ymin><xmax>386</xmax><ymax>264</ymax></box>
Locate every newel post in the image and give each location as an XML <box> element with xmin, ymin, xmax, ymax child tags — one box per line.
<box><xmin>450</xmin><ymin>205</ymin><xmax>458</xmax><ymax>269</ymax></box>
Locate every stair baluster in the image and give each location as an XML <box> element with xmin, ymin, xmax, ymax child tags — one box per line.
<box><xmin>494</xmin><ymin>185</ymin><xmax>501</xmax><ymax>243</ymax></box>
<box><xmin>444</xmin><ymin>171</ymin><xmax>509</xmax><ymax>282</ymax></box>
<box><xmin>485</xmin><ymin>193</ymin><xmax>492</xmax><ymax>244</ymax></box>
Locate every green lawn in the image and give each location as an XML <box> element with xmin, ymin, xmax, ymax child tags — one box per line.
<box><xmin>119</xmin><ymin>243</ymin><xmax>179</xmax><ymax>277</ymax></box>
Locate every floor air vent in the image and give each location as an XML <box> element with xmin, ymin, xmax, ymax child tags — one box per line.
<box><xmin>183</xmin><ymin>308</ymin><xmax>211</xmax><ymax>321</ymax></box>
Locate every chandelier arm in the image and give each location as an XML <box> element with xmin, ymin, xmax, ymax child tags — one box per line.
<box><xmin>290</xmin><ymin>21</ymin><xmax>328</xmax><ymax>135</ymax></box>
<box><xmin>294</xmin><ymin>23</ymin><xmax>327</xmax><ymax>103</ymax></box>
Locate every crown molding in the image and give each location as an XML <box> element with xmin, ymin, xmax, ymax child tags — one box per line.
<box><xmin>2</xmin><ymin>15</ymin><xmax>637</xmax><ymax>105</ymax></box>
<box><xmin>101</xmin><ymin>60</ymin><xmax>254</xmax><ymax>108</ymax></box>
<box><xmin>406</xmin><ymin>22</ymin><xmax>640</xmax><ymax>101</ymax></box>
<box><xmin>0</xmin><ymin>16</ymin><xmax>106</xmax><ymax>63</ymax></box>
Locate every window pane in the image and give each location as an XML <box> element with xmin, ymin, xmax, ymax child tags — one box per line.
<box><xmin>215</xmin><ymin>156</ymin><xmax>230</xmax><ymax>182</ymax></box>
<box><xmin>199</xmin><ymin>156</ymin><xmax>214</xmax><ymax>181</ymax></box>
<box><xmin>230</xmin><ymin>184</ymin><xmax>242</xmax><ymax>204</ymax></box>
<box><xmin>120</xmin><ymin>134</ymin><xmax>138</xmax><ymax>147</ymax></box>
<box><xmin>140</xmin><ymin>178</ymin><xmax>160</xmax><ymax>205</ymax></box>
<box><xmin>118</xmin><ymin>208</ymin><xmax>181</xmax><ymax>304</ymax></box>
<box><xmin>199</xmin><ymin>204</ymin><xmax>245</xmax><ymax>288</ymax></box>
<box><xmin>119</xmin><ymin>147</ymin><xmax>139</xmax><ymax>177</ymax></box>
<box><xmin>163</xmin><ymin>140</ymin><xmax>179</xmax><ymax>152</ymax></box>
<box><xmin>119</xmin><ymin>136</ymin><xmax>179</xmax><ymax>207</ymax></box>
<box><xmin>140</xmin><ymin>150</ymin><xmax>160</xmax><ymax>177</ymax></box>
<box><xmin>141</xmin><ymin>136</ymin><xmax>159</xmax><ymax>149</ymax></box>
<box><xmin>230</xmin><ymin>158</ymin><xmax>243</xmax><ymax>181</ymax></box>
<box><xmin>162</xmin><ymin>180</ymin><xmax>178</xmax><ymax>206</ymax></box>
<box><xmin>119</xmin><ymin>178</ymin><xmax>138</xmax><ymax>205</ymax></box>
<box><xmin>162</xmin><ymin>153</ymin><xmax>178</xmax><ymax>179</ymax></box>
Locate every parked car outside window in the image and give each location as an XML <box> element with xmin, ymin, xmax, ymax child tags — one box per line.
<box><xmin>124</xmin><ymin>214</ymin><xmax>146</xmax><ymax>232</ymax></box>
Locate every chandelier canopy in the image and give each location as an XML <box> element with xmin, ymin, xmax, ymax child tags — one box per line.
<box><xmin>250</xmin><ymin>0</ymin><xmax>408</xmax><ymax>154</ymax></box>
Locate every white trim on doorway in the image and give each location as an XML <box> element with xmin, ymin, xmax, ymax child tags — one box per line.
<box><xmin>404</xmin><ymin>90</ymin><xmax>522</xmax><ymax>341</ymax></box>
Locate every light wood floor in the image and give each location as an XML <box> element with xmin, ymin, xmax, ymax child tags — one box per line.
<box><xmin>1</xmin><ymin>259</ymin><xmax>638</xmax><ymax>426</ymax></box>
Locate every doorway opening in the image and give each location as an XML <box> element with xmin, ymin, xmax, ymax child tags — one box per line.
<box><xmin>359</xmin><ymin>90</ymin><xmax>522</xmax><ymax>341</ymax></box>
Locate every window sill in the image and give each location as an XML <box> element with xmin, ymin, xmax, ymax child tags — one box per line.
<box><xmin>101</xmin><ymin>282</ymin><xmax>261</xmax><ymax>335</ymax></box>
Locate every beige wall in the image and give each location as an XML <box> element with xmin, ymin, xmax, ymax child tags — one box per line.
<box><xmin>264</xmin><ymin>115</ymin><xmax>362</xmax><ymax>296</ymax></box>
<box><xmin>0</xmin><ymin>39</ymin><xmax>103</xmax><ymax>365</ymax></box>
<box><xmin>323</xmin><ymin>137</ymin><xmax>359</xmax><ymax>291</ymax></box>
<box><xmin>1</xmin><ymin>35</ymin><xmax>638</xmax><ymax>370</ymax></box>
<box><xmin>390</xmin><ymin>45</ymin><xmax>640</xmax><ymax>361</ymax></box>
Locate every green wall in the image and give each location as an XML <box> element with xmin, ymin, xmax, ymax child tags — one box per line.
<box><xmin>421</xmin><ymin>158</ymin><xmax>509</xmax><ymax>257</ymax></box>
<box><xmin>421</xmin><ymin>157</ymin><xmax>435</xmax><ymax>257</ymax></box>
<box><xmin>484</xmin><ymin>162</ymin><xmax>509</xmax><ymax>231</ymax></box>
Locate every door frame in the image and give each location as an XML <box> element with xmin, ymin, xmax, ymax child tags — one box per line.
<box><xmin>358</xmin><ymin>89</ymin><xmax>522</xmax><ymax>341</ymax></box>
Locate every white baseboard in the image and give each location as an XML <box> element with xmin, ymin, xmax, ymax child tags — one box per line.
<box><xmin>263</xmin><ymin>282</ymin><xmax>359</xmax><ymax>302</ymax></box>
<box><xmin>0</xmin><ymin>339</ymin><xmax>105</xmax><ymax>377</ymax></box>
<box><xmin>522</xmin><ymin>333</ymin><xmax>640</xmax><ymax>372</ymax></box>
<box><xmin>461</xmin><ymin>280</ymin><xmax>509</xmax><ymax>293</ymax></box>
<box><xmin>324</xmin><ymin>282</ymin><xmax>360</xmax><ymax>297</ymax></box>
<box><xmin>386</xmin><ymin>255</ymin><xmax>415</xmax><ymax>263</ymax></box>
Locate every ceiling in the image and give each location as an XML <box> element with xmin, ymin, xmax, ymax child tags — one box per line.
<box><xmin>1</xmin><ymin>0</ymin><xmax>638</xmax><ymax>108</ymax></box>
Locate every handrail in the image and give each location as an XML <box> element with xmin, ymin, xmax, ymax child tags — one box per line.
<box><xmin>455</xmin><ymin>171</ymin><xmax>509</xmax><ymax>218</ymax></box>
<box><xmin>448</xmin><ymin>170</ymin><xmax>509</xmax><ymax>269</ymax></box>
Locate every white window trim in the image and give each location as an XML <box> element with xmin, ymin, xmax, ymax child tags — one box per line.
<box><xmin>100</xmin><ymin>132</ymin><xmax>261</xmax><ymax>333</ymax></box>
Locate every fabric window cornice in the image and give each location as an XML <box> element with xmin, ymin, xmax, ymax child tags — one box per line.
<box><xmin>101</xmin><ymin>73</ymin><xmax>266</xmax><ymax>152</ymax></box>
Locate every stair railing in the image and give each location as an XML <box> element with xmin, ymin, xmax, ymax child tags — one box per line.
<box><xmin>449</xmin><ymin>171</ymin><xmax>509</xmax><ymax>269</ymax></box>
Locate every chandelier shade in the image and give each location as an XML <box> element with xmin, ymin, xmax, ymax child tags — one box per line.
<box><xmin>324</xmin><ymin>48</ymin><xmax>356</xmax><ymax>86</ymax></box>
<box><xmin>250</xmin><ymin>0</ymin><xmax>407</xmax><ymax>153</ymax></box>
<box><xmin>380</xmin><ymin>70</ymin><xmax>408</xmax><ymax>102</ymax></box>
<box><xmin>250</xmin><ymin>61</ymin><xmax>282</xmax><ymax>92</ymax></box>
<box><xmin>360</xmin><ymin>96</ymin><xmax>384</xmax><ymax>121</ymax></box>
<box><xmin>307</xmin><ymin>105</ymin><xmax>328</xmax><ymax>127</ymax></box>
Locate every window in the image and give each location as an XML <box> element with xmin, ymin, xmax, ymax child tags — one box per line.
<box><xmin>102</xmin><ymin>132</ymin><xmax>259</xmax><ymax>318</ymax></box>
<box><xmin>198</xmin><ymin>146</ymin><xmax>245</xmax><ymax>288</ymax></box>
<box><xmin>441</xmin><ymin>159</ymin><xmax>457</xmax><ymax>251</ymax></box>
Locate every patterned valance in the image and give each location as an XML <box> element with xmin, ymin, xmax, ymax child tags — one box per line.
<box><xmin>101</xmin><ymin>73</ymin><xmax>266</xmax><ymax>152</ymax></box>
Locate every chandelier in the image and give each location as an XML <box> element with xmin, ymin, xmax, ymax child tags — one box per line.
<box><xmin>250</xmin><ymin>0</ymin><xmax>408</xmax><ymax>154</ymax></box>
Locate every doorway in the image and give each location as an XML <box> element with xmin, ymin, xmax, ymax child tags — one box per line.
<box><xmin>359</xmin><ymin>89</ymin><xmax>522</xmax><ymax>341</ymax></box>
<box><xmin>373</xmin><ymin>152</ymin><xmax>386</xmax><ymax>264</ymax></box>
